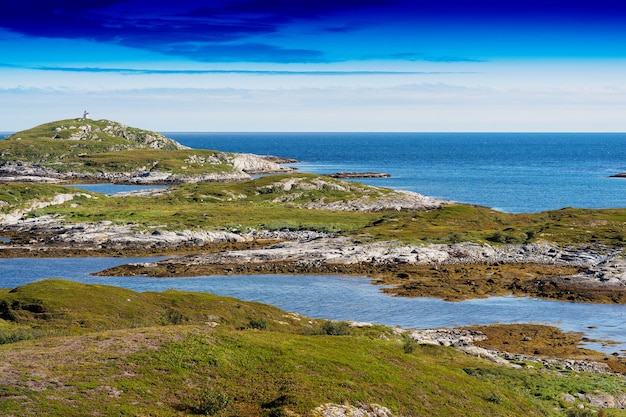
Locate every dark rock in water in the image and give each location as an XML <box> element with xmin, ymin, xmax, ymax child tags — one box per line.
<box><xmin>261</xmin><ymin>155</ymin><xmax>299</xmax><ymax>164</ymax></box>
<box><xmin>326</xmin><ymin>172</ymin><xmax>391</xmax><ymax>179</ymax></box>
<box><xmin>610</xmin><ymin>172</ymin><xmax>626</xmax><ymax>178</ymax></box>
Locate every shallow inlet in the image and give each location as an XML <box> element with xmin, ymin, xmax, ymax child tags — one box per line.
<box><xmin>66</xmin><ymin>183</ymin><xmax>169</xmax><ymax>195</ymax></box>
<box><xmin>1</xmin><ymin>257</ymin><xmax>624</xmax><ymax>355</ymax></box>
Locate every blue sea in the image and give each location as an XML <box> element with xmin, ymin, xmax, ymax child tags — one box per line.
<box><xmin>166</xmin><ymin>132</ymin><xmax>626</xmax><ymax>213</ymax></box>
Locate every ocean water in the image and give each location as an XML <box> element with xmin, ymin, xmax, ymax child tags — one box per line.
<box><xmin>167</xmin><ymin>132</ymin><xmax>626</xmax><ymax>213</ymax></box>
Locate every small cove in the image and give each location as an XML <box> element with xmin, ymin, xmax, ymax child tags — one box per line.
<box><xmin>1</xmin><ymin>257</ymin><xmax>624</xmax><ymax>355</ymax></box>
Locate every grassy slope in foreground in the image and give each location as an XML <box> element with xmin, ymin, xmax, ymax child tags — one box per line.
<box><xmin>1</xmin><ymin>280</ymin><xmax>626</xmax><ymax>417</ymax></box>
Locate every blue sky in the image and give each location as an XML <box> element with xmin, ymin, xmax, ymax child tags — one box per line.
<box><xmin>1</xmin><ymin>0</ymin><xmax>625</xmax><ymax>131</ymax></box>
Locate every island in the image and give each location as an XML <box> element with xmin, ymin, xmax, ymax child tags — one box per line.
<box><xmin>1</xmin><ymin>119</ymin><xmax>625</xmax><ymax>416</ymax></box>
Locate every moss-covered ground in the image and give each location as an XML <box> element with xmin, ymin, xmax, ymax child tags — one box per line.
<box><xmin>1</xmin><ymin>280</ymin><xmax>625</xmax><ymax>416</ymax></box>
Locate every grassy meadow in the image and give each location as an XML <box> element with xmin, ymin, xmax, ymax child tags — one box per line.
<box><xmin>6</xmin><ymin>176</ymin><xmax>626</xmax><ymax>247</ymax></box>
<box><xmin>1</xmin><ymin>280</ymin><xmax>625</xmax><ymax>416</ymax></box>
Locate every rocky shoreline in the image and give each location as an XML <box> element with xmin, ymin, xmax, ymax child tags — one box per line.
<box><xmin>0</xmin><ymin>152</ymin><xmax>293</xmax><ymax>185</ymax></box>
<box><xmin>401</xmin><ymin>327</ymin><xmax>616</xmax><ymax>374</ymax></box>
<box><xmin>88</xmin><ymin>235</ymin><xmax>625</xmax><ymax>303</ymax></box>
<box><xmin>1</xmin><ymin>206</ymin><xmax>625</xmax><ymax>303</ymax></box>
<box><xmin>0</xmin><ymin>119</ymin><xmax>296</xmax><ymax>184</ymax></box>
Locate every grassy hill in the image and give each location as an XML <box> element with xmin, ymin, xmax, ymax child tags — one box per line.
<box><xmin>0</xmin><ymin>119</ymin><xmax>249</xmax><ymax>180</ymax></box>
<box><xmin>1</xmin><ymin>280</ymin><xmax>624</xmax><ymax>416</ymax></box>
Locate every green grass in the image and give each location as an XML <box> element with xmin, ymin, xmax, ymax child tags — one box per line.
<box><xmin>32</xmin><ymin>175</ymin><xmax>376</xmax><ymax>233</ymax></box>
<box><xmin>22</xmin><ymin>174</ymin><xmax>626</xmax><ymax>246</ymax></box>
<box><xmin>0</xmin><ymin>279</ymin><xmax>314</xmax><ymax>336</ymax></box>
<box><xmin>63</xmin><ymin>149</ymin><xmax>238</xmax><ymax>175</ymax></box>
<box><xmin>5</xmin><ymin>118</ymin><xmax>181</xmax><ymax>151</ymax></box>
<box><xmin>0</xmin><ymin>183</ymin><xmax>87</xmax><ymax>214</ymax></box>
<box><xmin>1</xmin><ymin>280</ymin><xmax>625</xmax><ymax>416</ymax></box>
<box><xmin>0</xmin><ymin>118</ymin><xmax>239</xmax><ymax>176</ymax></box>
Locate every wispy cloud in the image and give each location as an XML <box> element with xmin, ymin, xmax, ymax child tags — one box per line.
<box><xmin>364</xmin><ymin>52</ymin><xmax>485</xmax><ymax>63</ymax></box>
<box><xmin>3</xmin><ymin>81</ymin><xmax>625</xmax><ymax>132</ymax></box>
<box><xmin>1</xmin><ymin>63</ymin><xmax>476</xmax><ymax>76</ymax></box>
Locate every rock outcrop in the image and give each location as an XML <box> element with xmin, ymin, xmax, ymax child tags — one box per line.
<box><xmin>126</xmin><ymin>237</ymin><xmax>618</xmax><ymax>272</ymax></box>
<box><xmin>97</xmin><ymin>236</ymin><xmax>626</xmax><ymax>294</ymax></box>
<box><xmin>0</xmin><ymin>161</ymin><xmax>253</xmax><ymax>184</ymax></box>
<box><xmin>49</xmin><ymin>120</ymin><xmax>188</xmax><ymax>150</ymax></box>
<box><xmin>0</xmin><ymin>193</ymin><xmax>92</xmax><ymax>224</ymax></box>
<box><xmin>1</xmin><ymin>218</ymin><xmax>247</xmax><ymax>250</ymax></box>
<box><xmin>312</xmin><ymin>403</ymin><xmax>396</xmax><ymax>417</ymax></box>
<box><xmin>400</xmin><ymin>327</ymin><xmax>614</xmax><ymax>374</ymax></box>
<box><xmin>260</xmin><ymin>176</ymin><xmax>447</xmax><ymax>211</ymax></box>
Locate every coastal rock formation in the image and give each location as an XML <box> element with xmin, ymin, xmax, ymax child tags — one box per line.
<box><xmin>0</xmin><ymin>161</ymin><xmax>253</xmax><ymax>184</ymax></box>
<box><xmin>119</xmin><ymin>237</ymin><xmax>617</xmax><ymax>272</ymax></box>
<box><xmin>261</xmin><ymin>176</ymin><xmax>447</xmax><ymax>211</ymax></box>
<box><xmin>97</xmin><ymin>237</ymin><xmax>626</xmax><ymax>297</ymax></box>
<box><xmin>301</xmin><ymin>189</ymin><xmax>443</xmax><ymax>211</ymax></box>
<box><xmin>0</xmin><ymin>192</ymin><xmax>91</xmax><ymax>224</ymax></box>
<box><xmin>405</xmin><ymin>328</ymin><xmax>487</xmax><ymax>347</ymax></box>
<box><xmin>325</xmin><ymin>172</ymin><xmax>391</xmax><ymax>178</ymax></box>
<box><xmin>1</xmin><ymin>218</ymin><xmax>247</xmax><ymax>250</ymax></box>
<box><xmin>400</xmin><ymin>327</ymin><xmax>614</xmax><ymax>374</ymax></box>
<box><xmin>231</xmin><ymin>153</ymin><xmax>291</xmax><ymax>174</ymax></box>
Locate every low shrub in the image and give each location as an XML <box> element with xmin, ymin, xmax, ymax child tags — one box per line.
<box><xmin>320</xmin><ymin>320</ymin><xmax>351</xmax><ymax>336</ymax></box>
<box><xmin>186</xmin><ymin>387</ymin><xmax>232</xmax><ymax>415</ymax></box>
<box><xmin>248</xmin><ymin>317</ymin><xmax>269</xmax><ymax>330</ymax></box>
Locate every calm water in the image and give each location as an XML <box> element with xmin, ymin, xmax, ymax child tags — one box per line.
<box><xmin>167</xmin><ymin>132</ymin><xmax>626</xmax><ymax>213</ymax></box>
<box><xmin>1</xmin><ymin>258</ymin><xmax>624</xmax><ymax>354</ymax></box>
<box><xmin>66</xmin><ymin>183</ymin><xmax>169</xmax><ymax>195</ymax></box>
